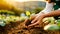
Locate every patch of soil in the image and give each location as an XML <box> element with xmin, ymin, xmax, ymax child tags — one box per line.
<box><xmin>0</xmin><ymin>20</ymin><xmax>60</xmax><ymax>34</ymax></box>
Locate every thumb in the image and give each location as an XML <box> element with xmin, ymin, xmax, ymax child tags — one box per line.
<box><xmin>28</xmin><ymin>21</ymin><xmax>39</xmax><ymax>27</ymax></box>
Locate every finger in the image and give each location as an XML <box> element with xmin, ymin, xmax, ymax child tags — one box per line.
<box><xmin>28</xmin><ymin>21</ymin><xmax>39</xmax><ymax>27</ymax></box>
<box><xmin>31</xmin><ymin>17</ymin><xmax>38</xmax><ymax>23</ymax></box>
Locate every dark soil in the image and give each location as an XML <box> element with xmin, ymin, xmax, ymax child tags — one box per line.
<box><xmin>0</xmin><ymin>20</ymin><xmax>60</xmax><ymax>34</ymax></box>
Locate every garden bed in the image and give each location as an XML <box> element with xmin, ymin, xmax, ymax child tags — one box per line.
<box><xmin>0</xmin><ymin>20</ymin><xmax>60</xmax><ymax>34</ymax></box>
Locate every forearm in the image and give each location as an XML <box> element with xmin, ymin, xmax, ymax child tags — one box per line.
<box><xmin>44</xmin><ymin>10</ymin><xmax>60</xmax><ymax>18</ymax></box>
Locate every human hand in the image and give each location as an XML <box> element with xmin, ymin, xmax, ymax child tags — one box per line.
<box><xmin>27</xmin><ymin>14</ymin><xmax>45</xmax><ymax>27</ymax></box>
<box><xmin>31</xmin><ymin>13</ymin><xmax>44</xmax><ymax>24</ymax></box>
<box><xmin>30</xmin><ymin>14</ymin><xmax>38</xmax><ymax>20</ymax></box>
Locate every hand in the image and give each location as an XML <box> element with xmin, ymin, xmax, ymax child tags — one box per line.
<box><xmin>27</xmin><ymin>14</ymin><xmax>45</xmax><ymax>27</ymax></box>
<box><xmin>31</xmin><ymin>13</ymin><xmax>44</xmax><ymax>24</ymax></box>
<box><xmin>30</xmin><ymin>14</ymin><xmax>38</xmax><ymax>20</ymax></box>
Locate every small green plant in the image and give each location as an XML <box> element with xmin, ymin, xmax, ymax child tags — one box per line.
<box><xmin>44</xmin><ymin>17</ymin><xmax>60</xmax><ymax>30</ymax></box>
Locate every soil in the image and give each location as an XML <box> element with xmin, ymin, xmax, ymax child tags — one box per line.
<box><xmin>0</xmin><ymin>20</ymin><xmax>60</xmax><ymax>34</ymax></box>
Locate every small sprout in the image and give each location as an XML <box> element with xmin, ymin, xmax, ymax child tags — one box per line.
<box><xmin>26</xmin><ymin>11</ymin><xmax>30</xmax><ymax>16</ymax></box>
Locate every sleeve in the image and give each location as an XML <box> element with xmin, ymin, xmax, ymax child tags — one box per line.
<box><xmin>38</xmin><ymin>2</ymin><xmax>54</xmax><ymax>14</ymax></box>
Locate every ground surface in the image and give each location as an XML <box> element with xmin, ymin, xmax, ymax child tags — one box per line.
<box><xmin>0</xmin><ymin>21</ymin><xmax>60</xmax><ymax>34</ymax></box>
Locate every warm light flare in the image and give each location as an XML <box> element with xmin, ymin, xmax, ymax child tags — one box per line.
<box><xmin>4</xmin><ymin>0</ymin><xmax>45</xmax><ymax>6</ymax></box>
<box><xmin>5</xmin><ymin>0</ymin><xmax>45</xmax><ymax>2</ymax></box>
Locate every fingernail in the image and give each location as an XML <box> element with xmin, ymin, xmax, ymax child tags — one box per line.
<box><xmin>31</xmin><ymin>22</ymin><xmax>32</xmax><ymax>23</ymax></box>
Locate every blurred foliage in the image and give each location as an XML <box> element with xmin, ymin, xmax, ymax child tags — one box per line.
<box><xmin>43</xmin><ymin>17</ymin><xmax>60</xmax><ymax>30</ymax></box>
<box><xmin>33</xmin><ymin>7</ymin><xmax>44</xmax><ymax>14</ymax></box>
<box><xmin>0</xmin><ymin>0</ymin><xmax>24</xmax><ymax>15</ymax></box>
<box><xmin>57</xmin><ymin>19</ymin><xmax>60</xmax><ymax>27</ymax></box>
<box><xmin>11</xmin><ymin>7</ymin><xmax>24</xmax><ymax>15</ymax></box>
<box><xmin>0</xmin><ymin>0</ymin><xmax>44</xmax><ymax>15</ymax></box>
<box><xmin>0</xmin><ymin>10</ymin><xmax>15</xmax><ymax>15</ymax></box>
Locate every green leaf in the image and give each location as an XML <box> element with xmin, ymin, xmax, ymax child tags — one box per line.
<box><xmin>44</xmin><ymin>24</ymin><xmax>60</xmax><ymax>30</ymax></box>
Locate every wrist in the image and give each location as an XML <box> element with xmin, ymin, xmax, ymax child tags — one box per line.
<box><xmin>38</xmin><ymin>12</ymin><xmax>45</xmax><ymax>14</ymax></box>
<box><xmin>42</xmin><ymin>14</ymin><xmax>46</xmax><ymax>18</ymax></box>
